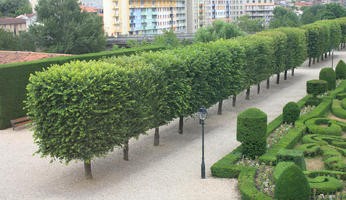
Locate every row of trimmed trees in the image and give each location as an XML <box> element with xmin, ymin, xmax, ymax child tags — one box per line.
<box><xmin>25</xmin><ymin>18</ymin><xmax>346</xmax><ymax>179</ymax></box>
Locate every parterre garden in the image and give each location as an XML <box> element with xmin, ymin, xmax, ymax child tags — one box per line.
<box><xmin>211</xmin><ymin>61</ymin><xmax>346</xmax><ymax>200</ymax></box>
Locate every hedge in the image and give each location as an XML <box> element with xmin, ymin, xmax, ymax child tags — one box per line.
<box><xmin>283</xmin><ymin>102</ymin><xmax>300</xmax><ymax>124</ymax></box>
<box><xmin>319</xmin><ymin>67</ymin><xmax>336</xmax><ymax>90</ymax></box>
<box><xmin>0</xmin><ymin>45</ymin><xmax>165</xmax><ymax>129</ymax></box>
<box><xmin>308</xmin><ymin>176</ymin><xmax>343</xmax><ymax>194</ymax></box>
<box><xmin>305</xmin><ymin>118</ymin><xmax>342</xmax><ymax>136</ymax></box>
<box><xmin>276</xmin><ymin>149</ymin><xmax>306</xmax><ymax>170</ymax></box>
<box><xmin>332</xmin><ymin>99</ymin><xmax>346</xmax><ymax>119</ymax></box>
<box><xmin>304</xmin><ymin>170</ymin><xmax>346</xmax><ymax>180</ymax></box>
<box><xmin>273</xmin><ymin>161</ymin><xmax>295</xmax><ymax>183</ymax></box>
<box><xmin>342</xmin><ymin>98</ymin><xmax>346</xmax><ymax>108</ymax></box>
<box><xmin>335</xmin><ymin>60</ymin><xmax>346</xmax><ymax>79</ymax></box>
<box><xmin>306</xmin><ymin>79</ymin><xmax>328</xmax><ymax>97</ymax></box>
<box><xmin>336</xmin><ymin>92</ymin><xmax>346</xmax><ymax>100</ymax></box>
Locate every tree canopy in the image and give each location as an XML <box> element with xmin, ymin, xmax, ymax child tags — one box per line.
<box><xmin>301</xmin><ymin>3</ymin><xmax>346</xmax><ymax>25</ymax></box>
<box><xmin>0</xmin><ymin>0</ymin><xmax>32</xmax><ymax>17</ymax></box>
<box><xmin>29</xmin><ymin>0</ymin><xmax>106</xmax><ymax>54</ymax></box>
<box><xmin>195</xmin><ymin>20</ymin><xmax>245</xmax><ymax>43</ymax></box>
<box><xmin>270</xmin><ymin>7</ymin><xmax>300</xmax><ymax>28</ymax></box>
<box><xmin>237</xmin><ymin>14</ymin><xmax>265</xmax><ymax>33</ymax></box>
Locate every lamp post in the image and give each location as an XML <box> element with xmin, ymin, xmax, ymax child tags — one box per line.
<box><xmin>198</xmin><ymin>106</ymin><xmax>208</xmax><ymax>179</ymax></box>
<box><xmin>332</xmin><ymin>48</ymin><xmax>335</xmax><ymax>69</ymax></box>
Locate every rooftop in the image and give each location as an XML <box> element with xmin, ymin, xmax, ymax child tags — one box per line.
<box><xmin>0</xmin><ymin>17</ymin><xmax>26</xmax><ymax>25</ymax></box>
<box><xmin>0</xmin><ymin>51</ymin><xmax>70</xmax><ymax>65</ymax></box>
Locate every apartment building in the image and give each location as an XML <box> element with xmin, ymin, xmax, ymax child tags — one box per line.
<box><xmin>80</xmin><ymin>0</ymin><xmax>104</xmax><ymax>9</ymax></box>
<box><xmin>244</xmin><ymin>0</ymin><xmax>276</xmax><ymax>22</ymax></box>
<box><xmin>103</xmin><ymin>0</ymin><xmax>187</xmax><ymax>36</ymax></box>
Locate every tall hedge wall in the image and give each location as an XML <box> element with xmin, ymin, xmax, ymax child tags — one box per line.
<box><xmin>0</xmin><ymin>45</ymin><xmax>165</xmax><ymax>129</ymax></box>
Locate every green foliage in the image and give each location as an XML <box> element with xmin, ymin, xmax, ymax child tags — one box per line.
<box><xmin>283</xmin><ymin>102</ymin><xmax>300</xmax><ymax>124</ymax></box>
<box><xmin>342</xmin><ymin>98</ymin><xmax>346</xmax><ymax>108</ymax></box>
<box><xmin>335</xmin><ymin>60</ymin><xmax>346</xmax><ymax>79</ymax></box>
<box><xmin>29</xmin><ymin>0</ymin><xmax>106</xmax><ymax>54</ymax></box>
<box><xmin>301</xmin><ymin>3</ymin><xmax>346</xmax><ymax>25</ymax></box>
<box><xmin>308</xmin><ymin>176</ymin><xmax>343</xmax><ymax>194</ymax></box>
<box><xmin>305</xmin><ymin>96</ymin><xmax>322</xmax><ymax>106</ymax></box>
<box><xmin>25</xmin><ymin>60</ymin><xmax>152</xmax><ymax>163</ymax></box>
<box><xmin>0</xmin><ymin>0</ymin><xmax>32</xmax><ymax>17</ymax></box>
<box><xmin>273</xmin><ymin>161</ymin><xmax>295</xmax><ymax>183</ymax></box>
<box><xmin>238</xmin><ymin>167</ymin><xmax>272</xmax><ymax>200</ymax></box>
<box><xmin>305</xmin><ymin>118</ymin><xmax>342</xmax><ymax>136</ymax></box>
<box><xmin>211</xmin><ymin>146</ymin><xmax>244</xmax><ymax>178</ymax></box>
<box><xmin>152</xmin><ymin>30</ymin><xmax>180</xmax><ymax>48</ymax></box>
<box><xmin>304</xmin><ymin>170</ymin><xmax>346</xmax><ymax>180</ymax></box>
<box><xmin>276</xmin><ymin>149</ymin><xmax>306</xmax><ymax>170</ymax></box>
<box><xmin>194</xmin><ymin>20</ymin><xmax>245</xmax><ymax>43</ymax></box>
<box><xmin>237</xmin><ymin>108</ymin><xmax>267</xmax><ymax>158</ymax></box>
<box><xmin>297</xmin><ymin>143</ymin><xmax>320</xmax><ymax>157</ymax></box>
<box><xmin>0</xmin><ymin>29</ymin><xmax>18</xmax><ymax>50</ymax></box>
<box><xmin>319</xmin><ymin>67</ymin><xmax>336</xmax><ymax>90</ymax></box>
<box><xmin>332</xmin><ymin>99</ymin><xmax>346</xmax><ymax>119</ymax></box>
<box><xmin>0</xmin><ymin>29</ymin><xmax>36</xmax><ymax>51</ymax></box>
<box><xmin>306</xmin><ymin>79</ymin><xmax>328</xmax><ymax>97</ymax></box>
<box><xmin>237</xmin><ymin>14</ymin><xmax>265</xmax><ymax>33</ymax></box>
<box><xmin>270</xmin><ymin>7</ymin><xmax>301</xmax><ymax>28</ymax></box>
<box><xmin>0</xmin><ymin>45</ymin><xmax>165</xmax><ymax>129</ymax></box>
<box><xmin>274</xmin><ymin>164</ymin><xmax>311</xmax><ymax>200</ymax></box>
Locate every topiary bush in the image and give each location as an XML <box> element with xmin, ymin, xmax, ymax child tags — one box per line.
<box><xmin>274</xmin><ymin>164</ymin><xmax>311</xmax><ymax>200</ymax></box>
<box><xmin>308</xmin><ymin>176</ymin><xmax>343</xmax><ymax>194</ymax></box>
<box><xmin>273</xmin><ymin>161</ymin><xmax>295</xmax><ymax>183</ymax></box>
<box><xmin>335</xmin><ymin>60</ymin><xmax>346</xmax><ymax>79</ymax></box>
<box><xmin>283</xmin><ymin>102</ymin><xmax>300</xmax><ymax>124</ymax></box>
<box><xmin>319</xmin><ymin>67</ymin><xmax>336</xmax><ymax>90</ymax></box>
<box><xmin>276</xmin><ymin>149</ymin><xmax>306</xmax><ymax>170</ymax></box>
<box><xmin>305</xmin><ymin>118</ymin><xmax>342</xmax><ymax>136</ymax></box>
<box><xmin>306</xmin><ymin>79</ymin><xmax>328</xmax><ymax>97</ymax></box>
<box><xmin>237</xmin><ymin>108</ymin><xmax>267</xmax><ymax>159</ymax></box>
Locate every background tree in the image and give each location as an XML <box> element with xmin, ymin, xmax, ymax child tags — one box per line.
<box><xmin>0</xmin><ymin>29</ymin><xmax>35</xmax><ymax>51</ymax></box>
<box><xmin>152</xmin><ymin>30</ymin><xmax>181</xmax><ymax>48</ymax></box>
<box><xmin>270</xmin><ymin>7</ymin><xmax>300</xmax><ymax>28</ymax></box>
<box><xmin>29</xmin><ymin>0</ymin><xmax>106</xmax><ymax>54</ymax></box>
<box><xmin>237</xmin><ymin>14</ymin><xmax>265</xmax><ymax>33</ymax></box>
<box><xmin>195</xmin><ymin>20</ymin><xmax>245</xmax><ymax>42</ymax></box>
<box><xmin>301</xmin><ymin>3</ymin><xmax>346</xmax><ymax>25</ymax></box>
<box><xmin>0</xmin><ymin>0</ymin><xmax>32</xmax><ymax>17</ymax></box>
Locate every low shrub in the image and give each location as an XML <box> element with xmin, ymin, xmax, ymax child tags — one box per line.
<box><xmin>297</xmin><ymin>143</ymin><xmax>320</xmax><ymax>157</ymax></box>
<box><xmin>332</xmin><ymin>99</ymin><xmax>346</xmax><ymax>119</ymax></box>
<box><xmin>210</xmin><ymin>146</ymin><xmax>244</xmax><ymax>178</ymax></box>
<box><xmin>299</xmin><ymin>98</ymin><xmax>332</xmax><ymax>122</ymax></box>
<box><xmin>305</xmin><ymin>97</ymin><xmax>322</xmax><ymax>106</ymax></box>
<box><xmin>336</xmin><ymin>92</ymin><xmax>346</xmax><ymax>100</ymax></box>
<box><xmin>283</xmin><ymin>102</ymin><xmax>300</xmax><ymax>124</ymax></box>
<box><xmin>319</xmin><ymin>67</ymin><xmax>336</xmax><ymax>90</ymax></box>
<box><xmin>276</xmin><ymin>149</ymin><xmax>306</xmax><ymax>170</ymax></box>
<box><xmin>274</xmin><ymin>164</ymin><xmax>311</xmax><ymax>200</ymax></box>
<box><xmin>308</xmin><ymin>176</ymin><xmax>343</xmax><ymax>194</ymax></box>
<box><xmin>306</xmin><ymin>79</ymin><xmax>328</xmax><ymax>97</ymax></box>
<box><xmin>304</xmin><ymin>170</ymin><xmax>346</xmax><ymax>180</ymax></box>
<box><xmin>273</xmin><ymin>161</ymin><xmax>295</xmax><ymax>183</ymax></box>
<box><xmin>237</xmin><ymin>108</ymin><xmax>267</xmax><ymax>159</ymax></box>
<box><xmin>342</xmin><ymin>98</ymin><xmax>346</xmax><ymax>108</ymax></box>
<box><xmin>335</xmin><ymin>60</ymin><xmax>346</xmax><ymax>79</ymax></box>
<box><xmin>324</xmin><ymin>156</ymin><xmax>346</xmax><ymax>172</ymax></box>
<box><xmin>305</xmin><ymin>118</ymin><xmax>342</xmax><ymax>136</ymax></box>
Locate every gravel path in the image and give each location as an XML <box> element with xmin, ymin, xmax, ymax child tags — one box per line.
<box><xmin>1</xmin><ymin>50</ymin><xmax>345</xmax><ymax>200</ymax></box>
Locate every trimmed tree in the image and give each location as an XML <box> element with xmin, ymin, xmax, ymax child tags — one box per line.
<box><xmin>319</xmin><ymin>67</ymin><xmax>336</xmax><ymax>90</ymax></box>
<box><xmin>275</xmin><ymin>164</ymin><xmax>311</xmax><ymax>200</ymax></box>
<box><xmin>237</xmin><ymin>108</ymin><xmax>267</xmax><ymax>158</ymax></box>
<box><xmin>283</xmin><ymin>102</ymin><xmax>300</xmax><ymax>125</ymax></box>
<box><xmin>335</xmin><ymin>60</ymin><xmax>346</xmax><ymax>79</ymax></box>
<box><xmin>307</xmin><ymin>79</ymin><xmax>328</xmax><ymax>96</ymax></box>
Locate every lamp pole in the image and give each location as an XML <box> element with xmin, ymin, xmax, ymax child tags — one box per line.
<box><xmin>199</xmin><ymin>106</ymin><xmax>207</xmax><ymax>179</ymax></box>
<box><xmin>332</xmin><ymin>48</ymin><xmax>334</xmax><ymax>69</ymax></box>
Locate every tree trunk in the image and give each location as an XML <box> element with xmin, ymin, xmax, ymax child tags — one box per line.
<box><xmin>292</xmin><ymin>68</ymin><xmax>295</xmax><ymax>76</ymax></box>
<box><xmin>232</xmin><ymin>95</ymin><xmax>236</xmax><ymax>107</ymax></box>
<box><xmin>179</xmin><ymin>116</ymin><xmax>183</xmax><ymax>134</ymax></box>
<box><xmin>309</xmin><ymin>57</ymin><xmax>311</xmax><ymax>67</ymax></box>
<box><xmin>154</xmin><ymin>127</ymin><xmax>159</xmax><ymax>146</ymax></box>
<box><xmin>246</xmin><ymin>88</ymin><xmax>250</xmax><ymax>100</ymax></box>
<box><xmin>84</xmin><ymin>161</ymin><xmax>92</xmax><ymax>180</ymax></box>
<box><xmin>326</xmin><ymin>52</ymin><xmax>328</xmax><ymax>58</ymax></box>
<box><xmin>123</xmin><ymin>140</ymin><xmax>129</xmax><ymax>161</ymax></box>
<box><xmin>313</xmin><ymin>58</ymin><xmax>315</xmax><ymax>64</ymax></box>
<box><xmin>321</xmin><ymin>54</ymin><xmax>324</xmax><ymax>61</ymax></box>
<box><xmin>284</xmin><ymin>70</ymin><xmax>287</xmax><ymax>80</ymax></box>
<box><xmin>217</xmin><ymin>100</ymin><xmax>223</xmax><ymax>115</ymax></box>
<box><xmin>317</xmin><ymin>57</ymin><xmax>319</xmax><ymax>63</ymax></box>
<box><xmin>276</xmin><ymin>73</ymin><xmax>280</xmax><ymax>84</ymax></box>
<box><xmin>267</xmin><ymin>78</ymin><xmax>270</xmax><ymax>89</ymax></box>
<box><xmin>257</xmin><ymin>83</ymin><xmax>260</xmax><ymax>94</ymax></box>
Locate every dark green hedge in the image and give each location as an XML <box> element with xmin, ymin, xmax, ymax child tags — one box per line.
<box><xmin>306</xmin><ymin>79</ymin><xmax>328</xmax><ymax>97</ymax></box>
<box><xmin>335</xmin><ymin>60</ymin><xmax>346</xmax><ymax>79</ymax></box>
<box><xmin>332</xmin><ymin>99</ymin><xmax>346</xmax><ymax>119</ymax></box>
<box><xmin>283</xmin><ymin>102</ymin><xmax>300</xmax><ymax>124</ymax></box>
<box><xmin>342</xmin><ymin>98</ymin><xmax>346</xmax><ymax>108</ymax></box>
<box><xmin>304</xmin><ymin>170</ymin><xmax>346</xmax><ymax>180</ymax></box>
<box><xmin>0</xmin><ymin>45</ymin><xmax>165</xmax><ymax>129</ymax></box>
<box><xmin>319</xmin><ymin>67</ymin><xmax>336</xmax><ymax>90</ymax></box>
<box><xmin>336</xmin><ymin>92</ymin><xmax>346</xmax><ymax>100</ymax></box>
<box><xmin>210</xmin><ymin>146</ymin><xmax>244</xmax><ymax>178</ymax></box>
<box><xmin>273</xmin><ymin>161</ymin><xmax>295</xmax><ymax>183</ymax></box>
<box><xmin>277</xmin><ymin>149</ymin><xmax>306</xmax><ymax>170</ymax></box>
<box><xmin>237</xmin><ymin>108</ymin><xmax>267</xmax><ymax>159</ymax></box>
<box><xmin>305</xmin><ymin>118</ymin><xmax>342</xmax><ymax>136</ymax></box>
<box><xmin>308</xmin><ymin>176</ymin><xmax>343</xmax><ymax>194</ymax></box>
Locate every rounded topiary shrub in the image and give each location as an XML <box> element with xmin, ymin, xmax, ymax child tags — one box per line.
<box><xmin>319</xmin><ymin>67</ymin><xmax>336</xmax><ymax>90</ymax></box>
<box><xmin>275</xmin><ymin>164</ymin><xmax>311</xmax><ymax>200</ymax></box>
<box><xmin>335</xmin><ymin>60</ymin><xmax>346</xmax><ymax>79</ymax></box>
<box><xmin>306</xmin><ymin>80</ymin><xmax>328</xmax><ymax>97</ymax></box>
<box><xmin>283</xmin><ymin>102</ymin><xmax>300</xmax><ymax>124</ymax></box>
<box><xmin>237</xmin><ymin>108</ymin><xmax>267</xmax><ymax>159</ymax></box>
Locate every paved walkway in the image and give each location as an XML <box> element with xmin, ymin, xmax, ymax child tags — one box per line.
<box><xmin>1</xmin><ymin>50</ymin><xmax>345</xmax><ymax>200</ymax></box>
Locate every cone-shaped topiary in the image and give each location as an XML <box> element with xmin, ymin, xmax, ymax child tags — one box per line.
<box><xmin>335</xmin><ymin>60</ymin><xmax>346</xmax><ymax>79</ymax></box>
<box><xmin>319</xmin><ymin>67</ymin><xmax>336</xmax><ymax>90</ymax></box>
<box><xmin>275</xmin><ymin>164</ymin><xmax>311</xmax><ymax>200</ymax></box>
<box><xmin>237</xmin><ymin>108</ymin><xmax>267</xmax><ymax>158</ymax></box>
<box><xmin>306</xmin><ymin>80</ymin><xmax>328</xmax><ymax>97</ymax></box>
<box><xmin>283</xmin><ymin>102</ymin><xmax>300</xmax><ymax>124</ymax></box>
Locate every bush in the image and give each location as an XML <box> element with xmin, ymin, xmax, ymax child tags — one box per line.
<box><xmin>332</xmin><ymin>99</ymin><xmax>346</xmax><ymax>119</ymax></box>
<box><xmin>336</xmin><ymin>92</ymin><xmax>346</xmax><ymax>100</ymax></box>
<box><xmin>305</xmin><ymin>97</ymin><xmax>322</xmax><ymax>106</ymax></box>
<box><xmin>283</xmin><ymin>102</ymin><xmax>300</xmax><ymax>124</ymax></box>
<box><xmin>274</xmin><ymin>164</ymin><xmax>311</xmax><ymax>200</ymax></box>
<box><xmin>276</xmin><ymin>149</ymin><xmax>306</xmax><ymax>170</ymax></box>
<box><xmin>308</xmin><ymin>176</ymin><xmax>343</xmax><ymax>194</ymax></box>
<box><xmin>304</xmin><ymin>170</ymin><xmax>346</xmax><ymax>180</ymax></box>
<box><xmin>297</xmin><ymin>143</ymin><xmax>320</xmax><ymax>157</ymax></box>
<box><xmin>319</xmin><ymin>67</ymin><xmax>336</xmax><ymax>90</ymax></box>
<box><xmin>305</xmin><ymin>118</ymin><xmax>342</xmax><ymax>136</ymax></box>
<box><xmin>342</xmin><ymin>98</ymin><xmax>346</xmax><ymax>108</ymax></box>
<box><xmin>306</xmin><ymin>79</ymin><xmax>328</xmax><ymax>97</ymax></box>
<box><xmin>273</xmin><ymin>161</ymin><xmax>295</xmax><ymax>183</ymax></box>
<box><xmin>237</xmin><ymin>108</ymin><xmax>267</xmax><ymax>158</ymax></box>
<box><xmin>335</xmin><ymin>60</ymin><xmax>346</xmax><ymax>79</ymax></box>
<box><xmin>210</xmin><ymin>146</ymin><xmax>244</xmax><ymax>178</ymax></box>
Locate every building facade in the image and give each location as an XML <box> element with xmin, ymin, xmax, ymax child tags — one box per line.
<box><xmin>0</xmin><ymin>18</ymin><xmax>27</xmax><ymax>35</ymax></box>
<box><xmin>80</xmin><ymin>0</ymin><xmax>104</xmax><ymax>9</ymax></box>
<box><xmin>244</xmin><ymin>0</ymin><xmax>276</xmax><ymax>23</ymax></box>
<box><xmin>103</xmin><ymin>0</ymin><xmax>187</xmax><ymax>36</ymax></box>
